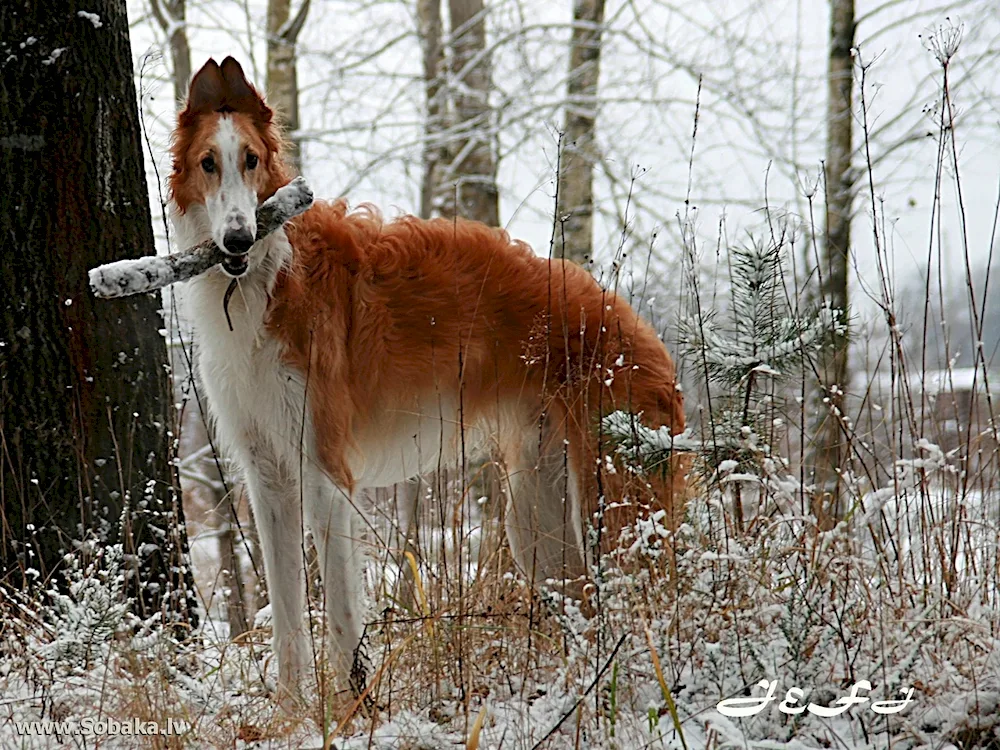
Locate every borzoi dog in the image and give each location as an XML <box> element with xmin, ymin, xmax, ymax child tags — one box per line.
<box><xmin>170</xmin><ymin>56</ymin><xmax>686</xmax><ymax>703</ymax></box>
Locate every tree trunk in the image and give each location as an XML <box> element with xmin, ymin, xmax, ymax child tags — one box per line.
<box><xmin>266</xmin><ymin>0</ymin><xmax>309</xmax><ymax>175</ymax></box>
<box><xmin>218</xmin><ymin>504</ymin><xmax>250</xmax><ymax>638</ymax></box>
<box><xmin>554</xmin><ymin>0</ymin><xmax>605</xmax><ymax>266</ymax></box>
<box><xmin>149</xmin><ymin>0</ymin><xmax>191</xmax><ymax>107</ymax></box>
<box><xmin>417</xmin><ymin>0</ymin><xmax>445</xmax><ymax>220</ymax></box>
<box><xmin>0</xmin><ymin>0</ymin><xmax>196</xmax><ymax>623</ymax></box>
<box><xmin>811</xmin><ymin>0</ymin><xmax>855</xmax><ymax>527</ymax></box>
<box><xmin>436</xmin><ymin>0</ymin><xmax>499</xmax><ymax>226</ymax></box>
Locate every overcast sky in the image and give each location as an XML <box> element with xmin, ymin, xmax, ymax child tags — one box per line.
<box><xmin>129</xmin><ymin>0</ymin><xmax>1000</xmax><ymax>329</ymax></box>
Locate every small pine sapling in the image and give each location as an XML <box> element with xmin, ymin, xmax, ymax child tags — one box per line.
<box><xmin>605</xmin><ymin>237</ymin><xmax>842</xmax><ymax>530</ymax></box>
<box><xmin>40</xmin><ymin>542</ymin><xmax>166</xmax><ymax>670</ymax></box>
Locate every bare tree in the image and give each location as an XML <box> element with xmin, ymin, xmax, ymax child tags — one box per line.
<box><xmin>149</xmin><ymin>0</ymin><xmax>191</xmax><ymax>108</ymax></box>
<box><xmin>266</xmin><ymin>0</ymin><xmax>310</xmax><ymax>175</ymax></box>
<box><xmin>417</xmin><ymin>0</ymin><xmax>445</xmax><ymax>219</ymax></box>
<box><xmin>555</xmin><ymin>0</ymin><xmax>606</xmax><ymax>266</ymax></box>
<box><xmin>810</xmin><ymin>0</ymin><xmax>855</xmax><ymax>526</ymax></box>
<box><xmin>0</xmin><ymin>0</ymin><xmax>195</xmax><ymax>622</ymax></box>
<box><xmin>435</xmin><ymin>0</ymin><xmax>499</xmax><ymax>225</ymax></box>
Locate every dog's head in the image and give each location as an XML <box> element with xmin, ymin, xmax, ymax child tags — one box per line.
<box><xmin>169</xmin><ymin>57</ymin><xmax>289</xmax><ymax>276</ymax></box>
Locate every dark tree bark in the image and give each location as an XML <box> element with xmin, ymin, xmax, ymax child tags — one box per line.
<box><xmin>434</xmin><ymin>0</ymin><xmax>499</xmax><ymax>226</ymax></box>
<box><xmin>267</xmin><ymin>0</ymin><xmax>309</xmax><ymax>175</ymax></box>
<box><xmin>810</xmin><ymin>0</ymin><xmax>855</xmax><ymax>527</ymax></box>
<box><xmin>0</xmin><ymin>0</ymin><xmax>196</xmax><ymax>624</ymax></box>
<box><xmin>555</xmin><ymin>0</ymin><xmax>605</xmax><ymax>266</ymax></box>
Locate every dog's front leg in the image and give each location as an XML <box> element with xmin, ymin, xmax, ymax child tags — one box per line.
<box><xmin>243</xmin><ymin>454</ymin><xmax>310</xmax><ymax>705</ymax></box>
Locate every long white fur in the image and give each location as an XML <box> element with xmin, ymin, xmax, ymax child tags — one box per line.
<box><xmin>172</xmin><ymin>115</ymin><xmax>365</xmax><ymax>700</ymax></box>
<box><xmin>174</xmin><ymin>113</ymin><xmax>588</xmax><ymax>705</ymax></box>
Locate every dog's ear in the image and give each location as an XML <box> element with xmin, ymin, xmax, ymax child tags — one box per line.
<box><xmin>185</xmin><ymin>58</ymin><xmax>226</xmax><ymax>114</ymax></box>
<box><xmin>219</xmin><ymin>57</ymin><xmax>254</xmax><ymax>102</ymax></box>
<box><xmin>220</xmin><ymin>56</ymin><xmax>273</xmax><ymax>124</ymax></box>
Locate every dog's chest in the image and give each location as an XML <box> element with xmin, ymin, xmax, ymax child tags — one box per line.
<box><xmin>186</xmin><ymin>271</ymin><xmax>308</xmax><ymax>469</ymax></box>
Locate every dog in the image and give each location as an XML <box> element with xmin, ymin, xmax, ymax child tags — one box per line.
<box><xmin>170</xmin><ymin>56</ymin><xmax>686</xmax><ymax>703</ymax></box>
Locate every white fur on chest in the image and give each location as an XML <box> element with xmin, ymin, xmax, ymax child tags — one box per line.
<box><xmin>173</xmin><ymin>206</ymin><xmax>308</xmax><ymax>473</ymax></box>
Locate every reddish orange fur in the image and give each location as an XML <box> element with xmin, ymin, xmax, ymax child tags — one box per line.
<box><xmin>173</xmin><ymin>58</ymin><xmax>687</xmax><ymax>562</ymax></box>
<box><xmin>273</xmin><ymin>204</ymin><xmax>688</xmax><ymax>547</ymax></box>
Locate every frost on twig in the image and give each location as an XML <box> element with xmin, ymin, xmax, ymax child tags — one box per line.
<box><xmin>88</xmin><ymin>176</ymin><xmax>314</xmax><ymax>299</ymax></box>
<box><xmin>678</xmin><ymin>240</ymin><xmax>843</xmax><ymax>389</ymax></box>
<box><xmin>602</xmin><ymin>410</ymin><xmax>701</xmax><ymax>465</ymax></box>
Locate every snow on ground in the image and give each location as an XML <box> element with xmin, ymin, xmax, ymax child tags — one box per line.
<box><xmin>3</xmin><ymin>476</ymin><xmax>1000</xmax><ymax>749</ymax></box>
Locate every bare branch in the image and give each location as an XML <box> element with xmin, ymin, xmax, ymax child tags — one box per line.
<box><xmin>280</xmin><ymin>0</ymin><xmax>311</xmax><ymax>43</ymax></box>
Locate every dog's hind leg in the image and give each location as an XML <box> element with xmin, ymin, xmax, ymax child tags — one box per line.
<box><xmin>500</xmin><ymin>407</ymin><xmax>589</xmax><ymax>600</ymax></box>
<box><xmin>303</xmin><ymin>468</ymin><xmax>367</xmax><ymax>696</ymax></box>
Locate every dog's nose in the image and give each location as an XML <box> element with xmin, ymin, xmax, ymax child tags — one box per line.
<box><xmin>223</xmin><ymin>227</ymin><xmax>255</xmax><ymax>256</ymax></box>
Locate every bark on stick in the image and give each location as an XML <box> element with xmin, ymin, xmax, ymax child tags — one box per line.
<box><xmin>88</xmin><ymin>176</ymin><xmax>313</xmax><ymax>298</ymax></box>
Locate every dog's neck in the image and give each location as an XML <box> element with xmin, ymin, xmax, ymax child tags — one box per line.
<box><xmin>169</xmin><ymin>199</ymin><xmax>293</xmax><ymax>346</ymax></box>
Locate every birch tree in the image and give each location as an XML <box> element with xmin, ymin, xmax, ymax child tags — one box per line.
<box><xmin>434</xmin><ymin>0</ymin><xmax>499</xmax><ymax>225</ymax></box>
<box><xmin>0</xmin><ymin>0</ymin><xmax>195</xmax><ymax>622</ymax></box>
<box><xmin>554</xmin><ymin>0</ymin><xmax>605</xmax><ymax>266</ymax></box>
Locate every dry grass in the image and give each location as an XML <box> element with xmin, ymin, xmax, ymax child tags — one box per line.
<box><xmin>3</xmin><ymin>22</ymin><xmax>1000</xmax><ymax>750</ymax></box>
<box><xmin>4</xmin><ymin>437</ymin><xmax>999</xmax><ymax>749</ymax></box>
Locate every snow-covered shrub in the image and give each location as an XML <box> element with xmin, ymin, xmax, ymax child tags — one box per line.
<box><xmin>38</xmin><ymin>544</ymin><xmax>166</xmax><ymax>670</ymax></box>
<box><xmin>679</xmin><ymin>238</ymin><xmax>840</xmax><ymax>482</ymax></box>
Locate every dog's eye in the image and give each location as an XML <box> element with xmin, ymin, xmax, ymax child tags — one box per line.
<box><xmin>201</xmin><ymin>156</ymin><xmax>216</xmax><ymax>173</ymax></box>
<box><xmin>246</xmin><ymin>153</ymin><xmax>259</xmax><ymax>170</ymax></box>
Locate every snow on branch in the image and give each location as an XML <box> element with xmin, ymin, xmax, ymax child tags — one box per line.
<box><xmin>88</xmin><ymin>177</ymin><xmax>313</xmax><ymax>299</ymax></box>
<box><xmin>602</xmin><ymin>410</ymin><xmax>702</xmax><ymax>465</ymax></box>
<box><xmin>678</xmin><ymin>240</ymin><xmax>844</xmax><ymax>388</ymax></box>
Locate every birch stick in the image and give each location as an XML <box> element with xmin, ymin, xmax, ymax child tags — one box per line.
<box><xmin>88</xmin><ymin>176</ymin><xmax>313</xmax><ymax>299</ymax></box>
